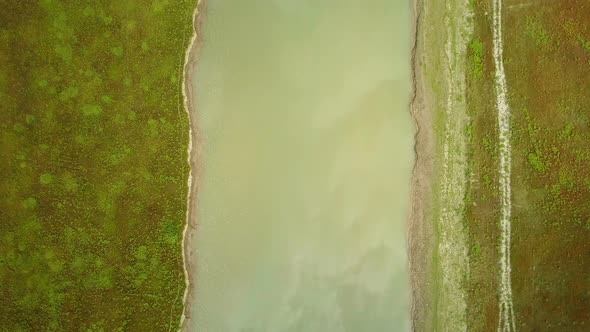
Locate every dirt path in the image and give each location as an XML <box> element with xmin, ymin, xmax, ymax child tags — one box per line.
<box><xmin>491</xmin><ymin>0</ymin><xmax>516</xmax><ymax>330</ymax></box>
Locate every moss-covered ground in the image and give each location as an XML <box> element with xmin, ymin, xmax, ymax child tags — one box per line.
<box><xmin>0</xmin><ymin>1</ymin><xmax>195</xmax><ymax>330</ymax></box>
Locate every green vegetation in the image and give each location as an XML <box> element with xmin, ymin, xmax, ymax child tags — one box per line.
<box><xmin>525</xmin><ymin>16</ymin><xmax>552</xmax><ymax>49</ymax></box>
<box><xmin>463</xmin><ymin>10</ymin><xmax>502</xmax><ymax>328</ymax></box>
<box><xmin>463</xmin><ymin>1</ymin><xmax>590</xmax><ymax>329</ymax></box>
<box><xmin>577</xmin><ymin>34</ymin><xmax>590</xmax><ymax>52</ymax></box>
<box><xmin>468</xmin><ymin>38</ymin><xmax>484</xmax><ymax>79</ymax></box>
<box><xmin>527</xmin><ymin>147</ymin><xmax>545</xmax><ymax>172</ymax></box>
<box><xmin>0</xmin><ymin>0</ymin><xmax>196</xmax><ymax>329</ymax></box>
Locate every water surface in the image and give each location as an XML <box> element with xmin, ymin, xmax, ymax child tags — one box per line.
<box><xmin>190</xmin><ymin>1</ymin><xmax>413</xmax><ymax>330</ymax></box>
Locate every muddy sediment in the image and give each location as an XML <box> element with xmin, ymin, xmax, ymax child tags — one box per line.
<box><xmin>408</xmin><ymin>0</ymin><xmax>436</xmax><ymax>330</ymax></box>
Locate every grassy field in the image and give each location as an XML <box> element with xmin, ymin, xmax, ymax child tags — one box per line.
<box><xmin>0</xmin><ymin>1</ymin><xmax>195</xmax><ymax>330</ymax></box>
<box><xmin>464</xmin><ymin>0</ymin><xmax>590</xmax><ymax>330</ymax></box>
<box><xmin>463</xmin><ymin>0</ymin><xmax>502</xmax><ymax>329</ymax></box>
<box><xmin>412</xmin><ymin>0</ymin><xmax>473</xmax><ymax>329</ymax></box>
<box><xmin>416</xmin><ymin>0</ymin><xmax>590</xmax><ymax>330</ymax></box>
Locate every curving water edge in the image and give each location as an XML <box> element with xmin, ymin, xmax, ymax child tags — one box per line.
<box><xmin>491</xmin><ymin>0</ymin><xmax>516</xmax><ymax>330</ymax></box>
<box><xmin>179</xmin><ymin>0</ymin><xmax>205</xmax><ymax>330</ymax></box>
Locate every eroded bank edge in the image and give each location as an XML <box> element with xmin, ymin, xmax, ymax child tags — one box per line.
<box><xmin>179</xmin><ymin>0</ymin><xmax>207</xmax><ymax>330</ymax></box>
<box><xmin>408</xmin><ymin>0</ymin><xmax>437</xmax><ymax>330</ymax></box>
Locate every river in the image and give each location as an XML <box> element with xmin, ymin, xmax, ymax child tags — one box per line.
<box><xmin>188</xmin><ymin>0</ymin><xmax>413</xmax><ymax>330</ymax></box>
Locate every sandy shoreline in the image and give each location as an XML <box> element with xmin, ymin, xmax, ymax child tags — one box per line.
<box><xmin>179</xmin><ymin>0</ymin><xmax>207</xmax><ymax>330</ymax></box>
<box><xmin>408</xmin><ymin>0</ymin><xmax>436</xmax><ymax>330</ymax></box>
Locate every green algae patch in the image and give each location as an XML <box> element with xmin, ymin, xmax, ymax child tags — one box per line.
<box><xmin>0</xmin><ymin>0</ymin><xmax>196</xmax><ymax>330</ymax></box>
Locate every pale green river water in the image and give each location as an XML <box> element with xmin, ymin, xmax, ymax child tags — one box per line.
<box><xmin>189</xmin><ymin>1</ymin><xmax>413</xmax><ymax>330</ymax></box>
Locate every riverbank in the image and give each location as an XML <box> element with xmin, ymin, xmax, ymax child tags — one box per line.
<box><xmin>413</xmin><ymin>0</ymin><xmax>590</xmax><ymax>330</ymax></box>
<box><xmin>180</xmin><ymin>0</ymin><xmax>207</xmax><ymax>330</ymax></box>
<box><xmin>408</xmin><ymin>0</ymin><xmax>436</xmax><ymax>329</ymax></box>
<box><xmin>409</xmin><ymin>0</ymin><xmax>473</xmax><ymax>330</ymax></box>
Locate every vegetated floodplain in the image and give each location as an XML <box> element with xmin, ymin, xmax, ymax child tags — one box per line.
<box><xmin>0</xmin><ymin>1</ymin><xmax>196</xmax><ymax>330</ymax></box>
<box><xmin>417</xmin><ymin>0</ymin><xmax>590</xmax><ymax>330</ymax></box>
<box><xmin>464</xmin><ymin>0</ymin><xmax>590</xmax><ymax>330</ymax></box>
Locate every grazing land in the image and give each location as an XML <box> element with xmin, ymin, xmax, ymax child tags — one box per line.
<box><xmin>464</xmin><ymin>0</ymin><xmax>590</xmax><ymax>330</ymax></box>
<box><xmin>0</xmin><ymin>1</ymin><xmax>195</xmax><ymax>330</ymax></box>
<box><xmin>413</xmin><ymin>0</ymin><xmax>590</xmax><ymax>330</ymax></box>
